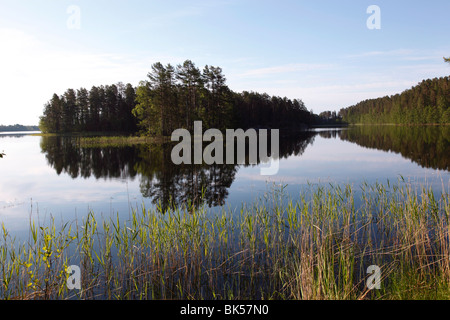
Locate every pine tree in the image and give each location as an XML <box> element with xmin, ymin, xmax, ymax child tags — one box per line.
<box><xmin>202</xmin><ymin>65</ymin><xmax>230</xmax><ymax>129</ymax></box>
<box><xmin>176</xmin><ymin>60</ymin><xmax>203</xmax><ymax>130</ymax></box>
<box><xmin>146</xmin><ymin>62</ymin><xmax>176</xmax><ymax>136</ymax></box>
<box><xmin>88</xmin><ymin>86</ymin><xmax>102</xmax><ymax>131</ymax></box>
<box><xmin>77</xmin><ymin>88</ymin><xmax>89</xmax><ymax>130</ymax></box>
<box><xmin>133</xmin><ymin>81</ymin><xmax>159</xmax><ymax>135</ymax></box>
<box><xmin>62</xmin><ymin>89</ymin><xmax>77</xmax><ymax>132</ymax></box>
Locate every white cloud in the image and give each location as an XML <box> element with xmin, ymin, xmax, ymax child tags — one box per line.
<box><xmin>238</xmin><ymin>63</ymin><xmax>335</xmax><ymax>77</ymax></box>
<box><xmin>345</xmin><ymin>48</ymin><xmax>450</xmax><ymax>64</ymax></box>
<box><xmin>245</xmin><ymin>80</ymin><xmax>417</xmax><ymax>113</ymax></box>
<box><xmin>133</xmin><ymin>7</ymin><xmax>204</xmax><ymax>31</ymax></box>
<box><xmin>231</xmin><ymin>50</ymin><xmax>450</xmax><ymax>113</ymax></box>
<box><xmin>345</xmin><ymin>49</ymin><xmax>414</xmax><ymax>59</ymax></box>
<box><xmin>2</xmin><ymin>26</ymin><xmax>449</xmax><ymax>125</ymax></box>
<box><xmin>0</xmin><ymin>28</ymin><xmax>156</xmax><ymax>125</ymax></box>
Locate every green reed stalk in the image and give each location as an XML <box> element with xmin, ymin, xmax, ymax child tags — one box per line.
<box><xmin>1</xmin><ymin>180</ymin><xmax>449</xmax><ymax>300</ymax></box>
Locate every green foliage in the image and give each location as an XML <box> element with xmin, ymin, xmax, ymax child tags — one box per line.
<box><xmin>132</xmin><ymin>60</ymin><xmax>316</xmax><ymax>135</ymax></box>
<box><xmin>232</xmin><ymin>90</ymin><xmax>312</xmax><ymax>129</ymax></box>
<box><xmin>39</xmin><ymin>84</ymin><xmax>138</xmax><ymax>134</ymax></box>
<box><xmin>1</xmin><ymin>181</ymin><xmax>450</xmax><ymax>300</ymax></box>
<box><xmin>40</xmin><ymin>60</ymin><xmax>316</xmax><ymax>135</ymax></box>
<box><xmin>133</xmin><ymin>82</ymin><xmax>160</xmax><ymax>135</ymax></box>
<box><xmin>339</xmin><ymin>76</ymin><xmax>450</xmax><ymax>124</ymax></box>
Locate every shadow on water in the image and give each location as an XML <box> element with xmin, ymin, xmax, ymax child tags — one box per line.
<box><xmin>39</xmin><ymin>130</ymin><xmax>317</xmax><ymax>212</ymax></box>
<box><xmin>334</xmin><ymin>125</ymin><xmax>450</xmax><ymax>171</ymax></box>
<box><xmin>39</xmin><ymin>126</ymin><xmax>449</xmax><ymax>212</ymax></box>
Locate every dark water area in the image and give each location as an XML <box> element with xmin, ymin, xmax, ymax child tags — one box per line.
<box><xmin>0</xmin><ymin>126</ymin><xmax>448</xmax><ymax>238</ymax></box>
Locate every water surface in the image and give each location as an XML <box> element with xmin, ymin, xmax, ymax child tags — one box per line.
<box><xmin>0</xmin><ymin>126</ymin><xmax>448</xmax><ymax>237</ymax></box>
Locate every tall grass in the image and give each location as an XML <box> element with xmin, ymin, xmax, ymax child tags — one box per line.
<box><xmin>0</xmin><ymin>180</ymin><xmax>449</xmax><ymax>300</ymax></box>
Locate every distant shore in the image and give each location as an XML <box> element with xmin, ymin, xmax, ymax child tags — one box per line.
<box><xmin>0</xmin><ymin>124</ymin><xmax>40</xmax><ymax>132</ymax></box>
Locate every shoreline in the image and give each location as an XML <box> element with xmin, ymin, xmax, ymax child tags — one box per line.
<box><xmin>1</xmin><ymin>181</ymin><xmax>449</xmax><ymax>300</ymax></box>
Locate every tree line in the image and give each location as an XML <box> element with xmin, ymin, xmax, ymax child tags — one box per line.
<box><xmin>39</xmin><ymin>60</ymin><xmax>318</xmax><ymax>135</ymax></box>
<box><xmin>0</xmin><ymin>124</ymin><xmax>40</xmax><ymax>132</ymax></box>
<box><xmin>339</xmin><ymin>58</ymin><xmax>450</xmax><ymax>124</ymax></box>
<box><xmin>339</xmin><ymin>76</ymin><xmax>450</xmax><ymax>125</ymax></box>
<box><xmin>39</xmin><ymin>82</ymin><xmax>138</xmax><ymax>133</ymax></box>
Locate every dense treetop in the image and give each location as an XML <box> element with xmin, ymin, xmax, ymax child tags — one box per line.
<box><xmin>40</xmin><ymin>59</ymin><xmax>450</xmax><ymax>132</ymax></box>
<box><xmin>39</xmin><ymin>82</ymin><xmax>138</xmax><ymax>134</ymax></box>
<box><xmin>339</xmin><ymin>76</ymin><xmax>450</xmax><ymax>124</ymax></box>
<box><xmin>39</xmin><ymin>60</ymin><xmax>318</xmax><ymax>135</ymax></box>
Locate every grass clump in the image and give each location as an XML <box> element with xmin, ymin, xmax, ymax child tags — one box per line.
<box><xmin>78</xmin><ymin>136</ymin><xmax>169</xmax><ymax>148</ymax></box>
<box><xmin>0</xmin><ymin>180</ymin><xmax>449</xmax><ymax>300</ymax></box>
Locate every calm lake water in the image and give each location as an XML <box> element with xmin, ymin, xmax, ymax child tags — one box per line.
<box><xmin>0</xmin><ymin>126</ymin><xmax>449</xmax><ymax>238</ymax></box>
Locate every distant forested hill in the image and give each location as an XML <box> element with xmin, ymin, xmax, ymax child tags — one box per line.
<box><xmin>0</xmin><ymin>124</ymin><xmax>40</xmax><ymax>132</ymax></box>
<box><xmin>339</xmin><ymin>76</ymin><xmax>450</xmax><ymax>124</ymax></box>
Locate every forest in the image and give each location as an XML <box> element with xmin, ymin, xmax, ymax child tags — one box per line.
<box><xmin>339</xmin><ymin>76</ymin><xmax>450</xmax><ymax>124</ymax></box>
<box><xmin>0</xmin><ymin>124</ymin><xmax>40</xmax><ymax>132</ymax></box>
<box><xmin>40</xmin><ymin>59</ymin><xmax>450</xmax><ymax>132</ymax></box>
<box><xmin>39</xmin><ymin>82</ymin><xmax>138</xmax><ymax>134</ymax></box>
<box><xmin>39</xmin><ymin>60</ymin><xmax>317</xmax><ymax>135</ymax></box>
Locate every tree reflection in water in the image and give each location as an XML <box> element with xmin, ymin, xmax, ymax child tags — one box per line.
<box><xmin>39</xmin><ymin>131</ymin><xmax>317</xmax><ymax>212</ymax></box>
<box><xmin>335</xmin><ymin>126</ymin><xmax>449</xmax><ymax>172</ymax></box>
<box><xmin>39</xmin><ymin>126</ymin><xmax>449</xmax><ymax>212</ymax></box>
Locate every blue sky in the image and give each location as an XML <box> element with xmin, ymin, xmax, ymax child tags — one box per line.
<box><xmin>1</xmin><ymin>0</ymin><xmax>449</xmax><ymax>125</ymax></box>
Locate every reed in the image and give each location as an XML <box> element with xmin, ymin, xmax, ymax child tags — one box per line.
<box><xmin>0</xmin><ymin>180</ymin><xmax>449</xmax><ymax>300</ymax></box>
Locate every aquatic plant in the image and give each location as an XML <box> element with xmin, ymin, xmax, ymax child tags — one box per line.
<box><xmin>0</xmin><ymin>180</ymin><xmax>449</xmax><ymax>300</ymax></box>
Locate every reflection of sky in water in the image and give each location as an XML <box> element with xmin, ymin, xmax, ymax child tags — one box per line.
<box><xmin>228</xmin><ymin>134</ymin><xmax>449</xmax><ymax>208</ymax></box>
<box><xmin>0</xmin><ymin>135</ymin><xmax>143</xmax><ymax>235</ymax></box>
<box><xmin>237</xmin><ymin>135</ymin><xmax>448</xmax><ymax>185</ymax></box>
<box><xmin>0</xmin><ymin>133</ymin><xmax>449</xmax><ymax>236</ymax></box>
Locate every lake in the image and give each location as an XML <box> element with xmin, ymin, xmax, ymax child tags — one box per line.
<box><xmin>0</xmin><ymin>126</ymin><xmax>449</xmax><ymax>239</ymax></box>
